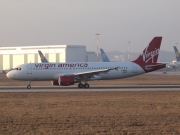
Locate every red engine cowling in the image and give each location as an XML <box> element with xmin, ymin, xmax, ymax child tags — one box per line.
<box><xmin>59</xmin><ymin>76</ymin><xmax>75</xmax><ymax>86</ymax></box>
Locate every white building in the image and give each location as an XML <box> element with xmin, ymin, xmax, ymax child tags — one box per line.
<box><xmin>0</xmin><ymin>45</ymin><xmax>96</xmax><ymax>70</ymax></box>
<box><xmin>86</xmin><ymin>51</ymin><xmax>96</xmax><ymax>62</ymax></box>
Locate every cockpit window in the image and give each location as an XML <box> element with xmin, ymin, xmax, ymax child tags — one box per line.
<box><xmin>11</xmin><ymin>67</ymin><xmax>21</xmax><ymax>70</ymax></box>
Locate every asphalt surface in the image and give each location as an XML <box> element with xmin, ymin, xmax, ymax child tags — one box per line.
<box><xmin>0</xmin><ymin>85</ymin><xmax>180</xmax><ymax>92</ymax></box>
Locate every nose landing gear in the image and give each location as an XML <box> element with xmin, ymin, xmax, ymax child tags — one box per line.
<box><xmin>27</xmin><ymin>81</ymin><xmax>31</xmax><ymax>89</ymax></box>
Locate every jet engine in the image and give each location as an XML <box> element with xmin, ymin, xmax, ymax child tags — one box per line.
<box><xmin>51</xmin><ymin>76</ymin><xmax>75</xmax><ymax>86</ymax></box>
<box><xmin>51</xmin><ymin>80</ymin><xmax>59</xmax><ymax>85</ymax></box>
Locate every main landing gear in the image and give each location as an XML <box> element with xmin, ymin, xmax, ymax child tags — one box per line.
<box><xmin>27</xmin><ymin>81</ymin><xmax>31</xmax><ymax>89</ymax></box>
<box><xmin>78</xmin><ymin>82</ymin><xmax>89</xmax><ymax>88</ymax></box>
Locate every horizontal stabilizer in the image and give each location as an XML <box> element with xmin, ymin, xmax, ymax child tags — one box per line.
<box><xmin>145</xmin><ymin>63</ymin><xmax>166</xmax><ymax>70</ymax></box>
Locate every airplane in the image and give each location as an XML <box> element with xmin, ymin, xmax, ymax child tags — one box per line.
<box><xmin>173</xmin><ymin>46</ymin><xmax>180</xmax><ymax>65</ymax></box>
<box><xmin>38</xmin><ymin>50</ymin><xmax>49</xmax><ymax>63</ymax></box>
<box><xmin>6</xmin><ymin>37</ymin><xmax>166</xmax><ymax>89</ymax></box>
<box><xmin>164</xmin><ymin>46</ymin><xmax>180</xmax><ymax>69</ymax></box>
<box><xmin>100</xmin><ymin>48</ymin><xmax>110</xmax><ymax>62</ymax></box>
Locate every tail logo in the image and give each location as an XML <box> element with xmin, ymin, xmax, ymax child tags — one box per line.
<box><xmin>102</xmin><ymin>54</ymin><xmax>107</xmax><ymax>59</ymax></box>
<box><xmin>40</xmin><ymin>54</ymin><xmax>45</xmax><ymax>60</ymax></box>
<box><xmin>176</xmin><ymin>51</ymin><xmax>180</xmax><ymax>57</ymax></box>
<box><xmin>141</xmin><ymin>47</ymin><xmax>160</xmax><ymax>63</ymax></box>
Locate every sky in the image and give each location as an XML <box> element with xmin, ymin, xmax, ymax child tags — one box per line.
<box><xmin>0</xmin><ymin>0</ymin><xmax>180</xmax><ymax>53</ymax></box>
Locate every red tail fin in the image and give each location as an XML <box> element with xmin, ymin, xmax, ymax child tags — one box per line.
<box><xmin>133</xmin><ymin>37</ymin><xmax>164</xmax><ymax>72</ymax></box>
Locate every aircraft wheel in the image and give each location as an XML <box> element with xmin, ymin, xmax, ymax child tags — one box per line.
<box><xmin>78</xmin><ymin>83</ymin><xmax>84</xmax><ymax>88</ymax></box>
<box><xmin>27</xmin><ymin>85</ymin><xmax>31</xmax><ymax>89</ymax></box>
<box><xmin>83</xmin><ymin>83</ymin><xmax>89</xmax><ymax>88</ymax></box>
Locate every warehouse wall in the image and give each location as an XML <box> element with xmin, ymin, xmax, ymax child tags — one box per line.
<box><xmin>0</xmin><ymin>45</ymin><xmax>93</xmax><ymax>70</ymax></box>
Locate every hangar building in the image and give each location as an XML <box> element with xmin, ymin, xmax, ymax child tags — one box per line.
<box><xmin>0</xmin><ymin>45</ymin><xmax>96</xmax><ymax>70</ymax></box>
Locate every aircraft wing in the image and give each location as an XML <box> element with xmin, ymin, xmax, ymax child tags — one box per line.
<box><xmin>74</xmin><ymin>67</ymin><xmax>117</xmax><ymax>76</ymax></box>
<box><xmin>62</xmin><ymin>67</ymin><xmax>117</xmax><ymax>79</ymax></box>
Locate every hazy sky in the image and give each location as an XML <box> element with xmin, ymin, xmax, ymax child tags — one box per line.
<box><xmin>0</xmin><ymin>0</ymin><xmax>180</xmax><ymax>53</ymax></box>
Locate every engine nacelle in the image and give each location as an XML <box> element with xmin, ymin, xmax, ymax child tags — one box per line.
<box><xmin>51</xmin><ymin>76</ymin><xmax>75</xmax><ymax>86</ymax></box>
<box><xmin>59</xmin><ymin>76</ymin><xmax>75</xmax><ymax>86</ymax></box>
<box><xmin>51</xmin><ymin>80</ymin><xmax>59</xmax><ymax>85</ymax></box>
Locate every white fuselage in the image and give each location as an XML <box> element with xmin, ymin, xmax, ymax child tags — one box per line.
<box><xmin>7</xmin><ymin>62</ymin><xmax>145</xmax><ymax>81</ymax></box>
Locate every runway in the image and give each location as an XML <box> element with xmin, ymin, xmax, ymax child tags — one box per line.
<box><xmin>0</xmin><ymin>85</ymin><xmax>180</xmax><ymax>92</ymax></box>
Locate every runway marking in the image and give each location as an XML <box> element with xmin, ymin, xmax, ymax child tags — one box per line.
<box><xmin>0</xmin><ymin>85</ymin><xmax>180</xmax><ymax>92</ymax></box>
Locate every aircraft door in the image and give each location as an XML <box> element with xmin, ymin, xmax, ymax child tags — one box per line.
<box><xmin>69</xmin><ymin>66</ymin><xmax>75</xmax><ymax>73</ymax></box>
<box><xmin>132</xmin><ymin>63</ymin><xmax>137</xmax><ymax>73</ymax></box>
<box><xmin>27</xmin><ymin>64</ymin><xmax>32</xmax><ymax>74</ymax></box>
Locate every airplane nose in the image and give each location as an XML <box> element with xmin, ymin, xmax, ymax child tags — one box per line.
<box><xmin>6</xmin><ymin>71</ymin><xmax>13</xmax><ymax>79</ymax></box>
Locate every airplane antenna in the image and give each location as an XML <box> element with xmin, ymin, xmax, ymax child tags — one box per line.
<box><xmin>95</xmin><ymin>33</ymin><xmax>100</xmax><ymax>62</ymax></box>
